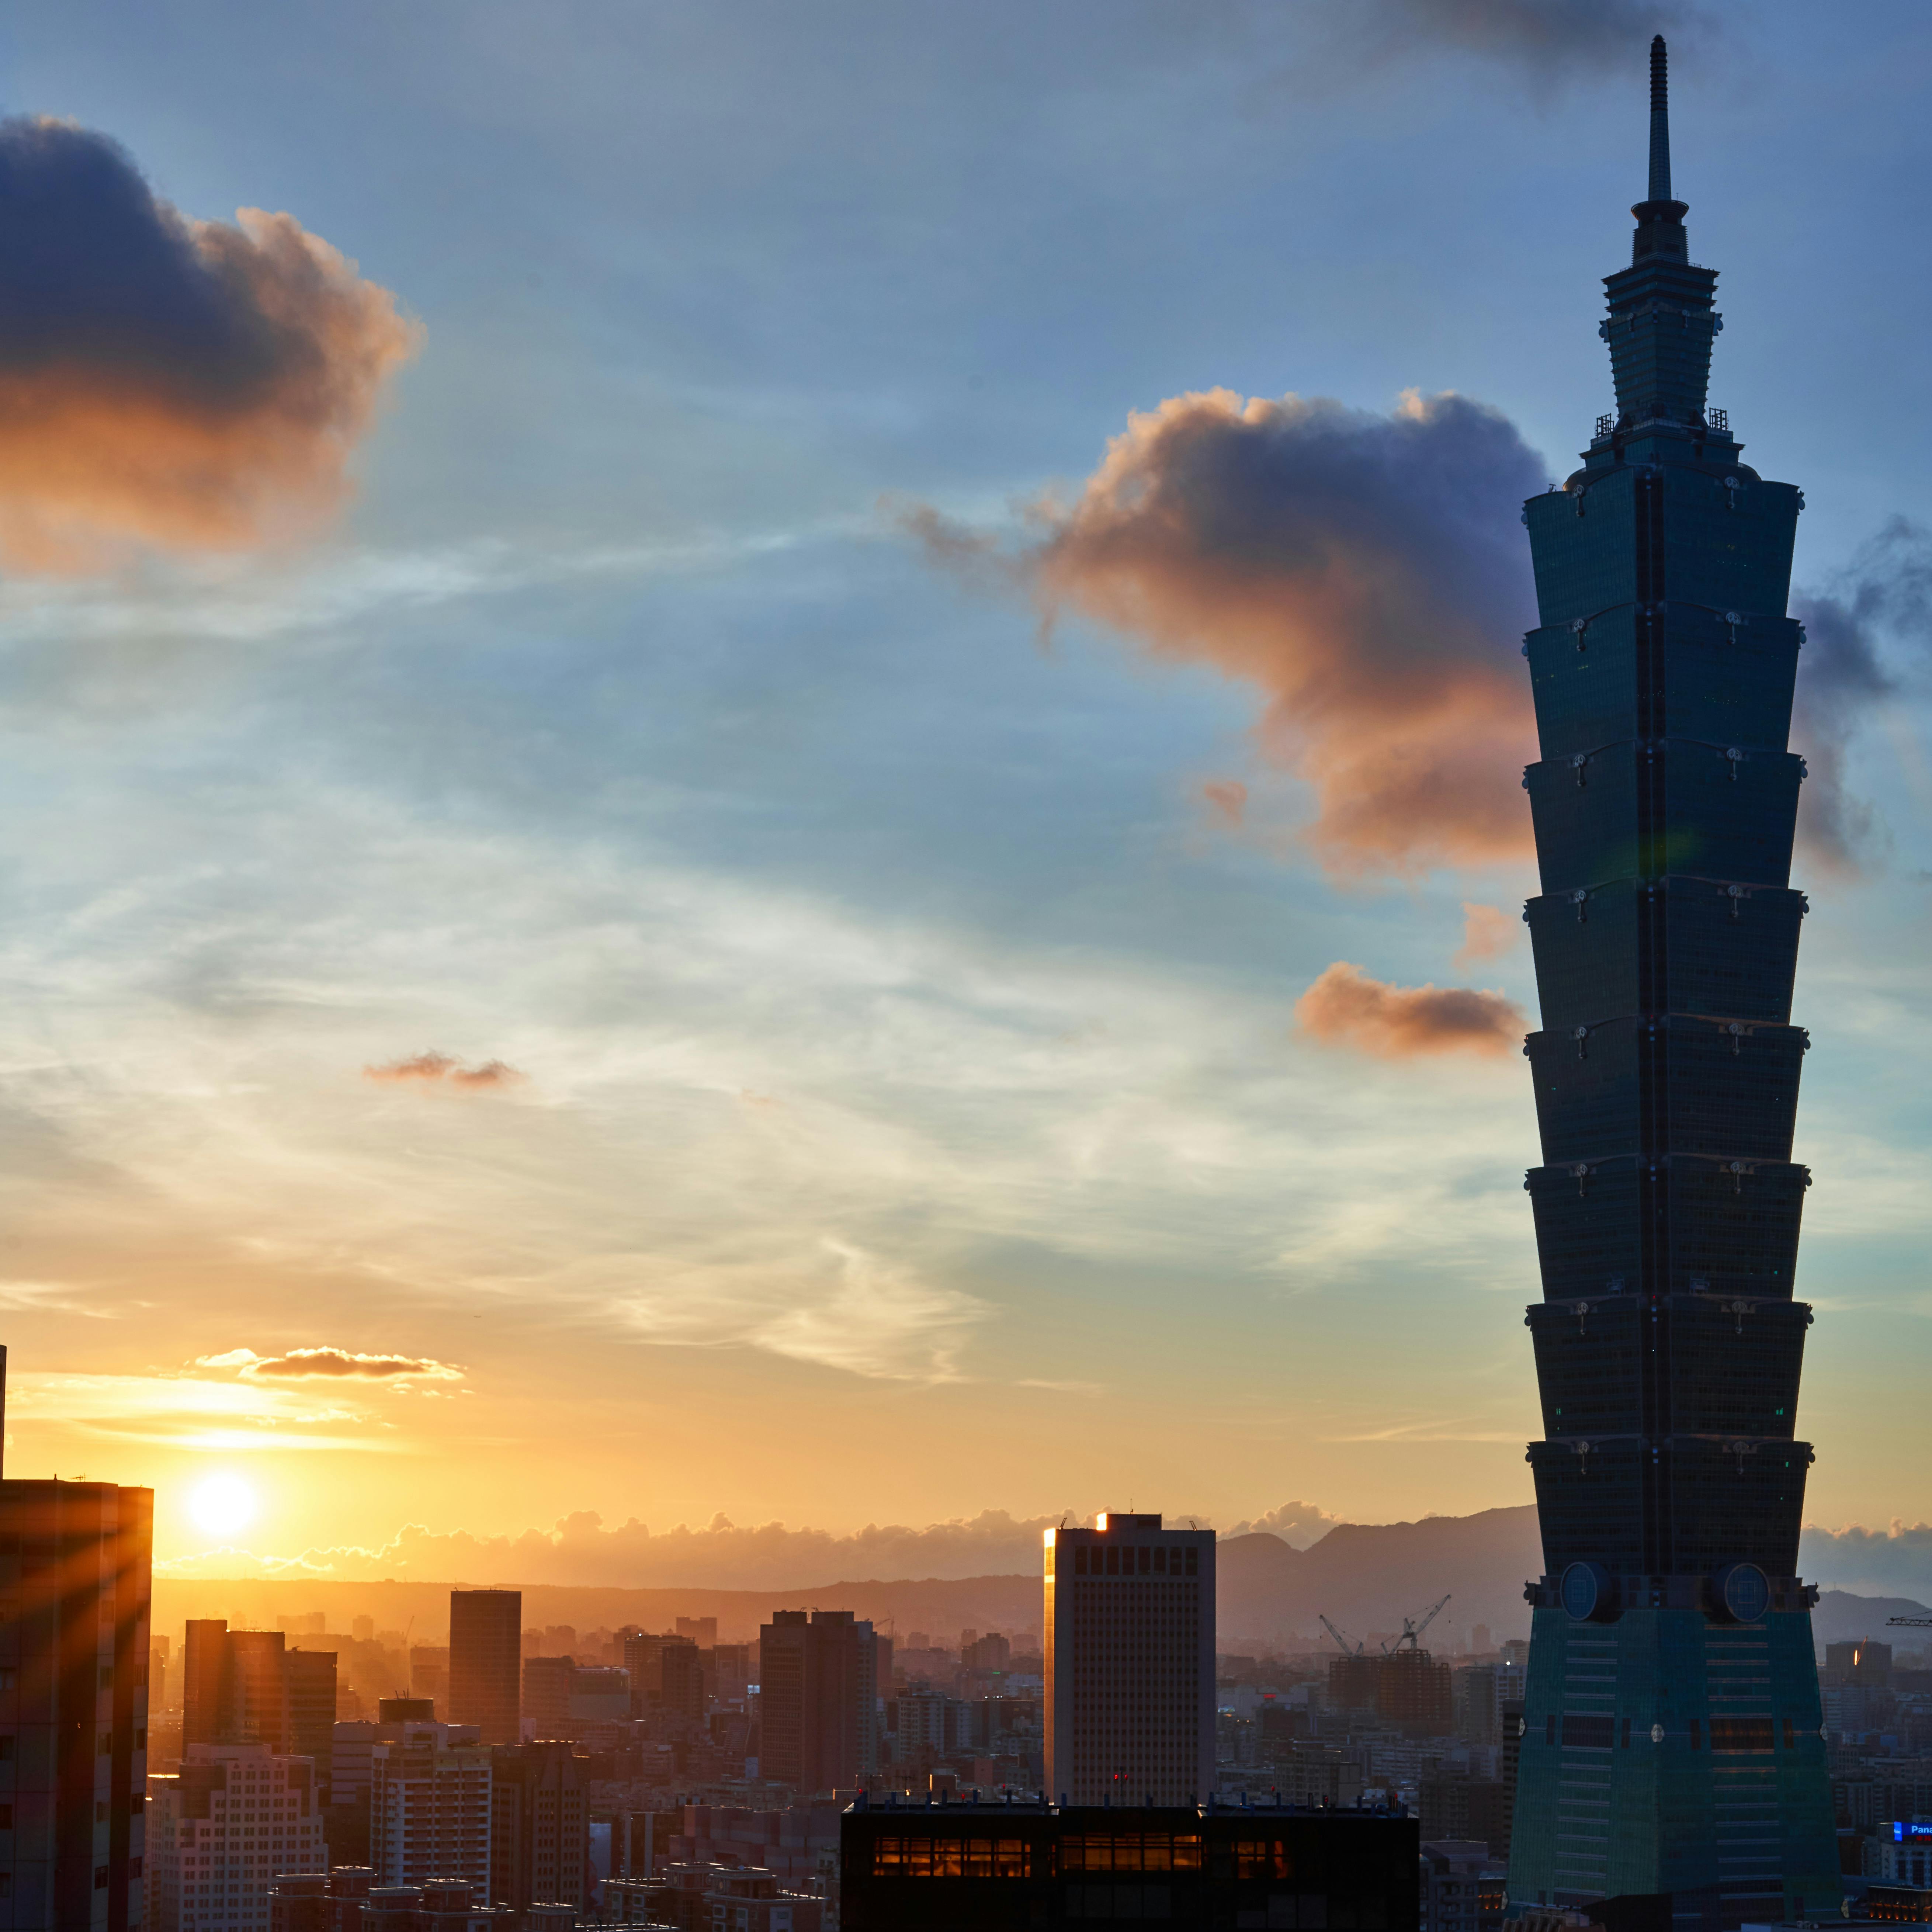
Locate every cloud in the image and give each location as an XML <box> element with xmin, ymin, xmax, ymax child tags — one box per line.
<box><xmin>1453</xmin><ymin>901</ymin><xmax>1520</xmax><ymax>970</ymax></box>
<box><xmin>364</xmin><ymin>1051</ymin><xmax>527</xmax><ymax>1089</ymax></box>
<box><xmin>1801</xmin><ymin>1519</ymin><xmax>1932</xmax><ymax>1601</ymax></box>
<box><xmin>1223</xmin><ymin>1499</ymin><xmax>1343</xmax><ymax>1548</ymax></box>
<box><xmin>194</xmin><ymin>1347</ymin><xmax>463</xmax><ymax>1382</ymax></box>
<box><xmin>917</xmin><ymin>390</ymin><xmax>1546</xmax><ymax>877</ymax></box>
<box><xmin>1295</xmin><ymin>961</ymin><xmax>1525</xmax><ymax>1058</ymax></box>
<box><xmin>153</xmin><ymin>1507</ymin><xmax>1079</xmax><ymax>1589</ymax></box>
<box><xmin>1201</xmin><ymin>779</ymin><xmax>1248</xmax><ymax>826</ymax></box>
<box><xmin>1792</xmin><ymin>518</ymin><xmax>1932</xmax><ymax>871</ymax></box>
<box><xmin>1358</xmin><ymin>0</ymin><xmax>1704</xmax><ymax>76</ymax></box>
<box><xmin>0</xmin><ymin>115</ymin><xmax>419</xmax><ymax>572</ymax></box>
<box><xmin>5</xmin><ymin>1370</ymin><xmax>379</xmax><ymax>1450</ymax></box>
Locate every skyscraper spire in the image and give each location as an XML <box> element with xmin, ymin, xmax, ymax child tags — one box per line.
<box><xmin>1508</xmin><ymin>31</ymin><xmax>1839</xmax><ymax>1923</ymax></box>
<box><xmin>1648</xmin><ymin>34</ymin><xmax>1672</xmax><ymax>202</ymax></box>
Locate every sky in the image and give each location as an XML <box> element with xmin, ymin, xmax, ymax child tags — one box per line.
<box><xmin>3</xmin><ymin>0</ymin><xmax>1932</xmax><ymax>1596</ymax></box>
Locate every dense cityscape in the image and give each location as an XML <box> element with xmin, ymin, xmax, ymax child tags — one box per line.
<box><xmin>4</xmin><ymin>7</ymin><xmax>1930</xmax><ymax>1932</ymax></box>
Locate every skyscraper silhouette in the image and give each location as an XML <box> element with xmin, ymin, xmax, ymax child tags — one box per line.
<box><xmin>1508</xmin><ymin>39</ymin><xmax>1837</xmax><ymax>1928</ymax></box>
<box><xmin>448</xmin><ymin>1588</ymin><xmax>521</xmax><ymax>1747</ymax></box>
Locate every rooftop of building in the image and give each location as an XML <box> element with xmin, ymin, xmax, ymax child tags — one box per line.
<box><xmin>846</xmin><ymin>1793</ymin><xmax>1410</xmax><ymax>1819</ymax></box>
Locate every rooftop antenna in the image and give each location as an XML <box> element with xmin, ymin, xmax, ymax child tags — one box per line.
<box><xmin>0</xmin><ymin>1342</ymin><xmax>6</xmax><ymax>1480</ymax></box>
<box><xmin>1648</xmin><ymin>35</ymin><xmax>1671</xmax><ymax>203</ymax></box>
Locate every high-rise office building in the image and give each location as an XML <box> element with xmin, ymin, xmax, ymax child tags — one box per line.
<box><xmin>486</xmin><ymin>1741</ymin><xmax>588</xmax><ymax>1914</ymax></box>
<box><xmin>144</xmin><ymin>1741</ymin><xmax>325</xmax><ymax>1932</ymax></box>
<box><xmin>620</xmin><ymin>1632</ymin><xmax>699</xmax><ymax>1719</ymax></box>
<box><xmin>447</xmin><ymin>1591</ymin><xmax>520</xmax><ymax>1748</ymax></box>
<box><xmin>1044</xmin><ymin>1513</ymin><xmax>1213</xmax><ymax>1806</ymax></box>
<box><xmin>180</xmin><ymin>1625</ymin><xmax>337</xmax><ymax>1803</ymax></box>
<box><xmin>0</xmin><ymin>1454</ymin><xmax>153</xmax><ymax>1929</ymax></box>
<box><xmin>368</xmin><ymin>1722</ymin><xmax>491</xmax><ymax>1895</ymax></box>
<box><xmin>520</xmin><ymin>1658</ymin><xmax>573</xmax><ymax>1742</ymax></box>
<box><xmin>1508</xmin><ymin>39</ymin><xmax>1837</xmax><ymax>1927</ymax></box>
<box><xmin>758</xmin><ymin>1611</ymin><xmax>879</xmax><ymax>1794</ymax></box>
<box><xmin>674</xmin><ymin>1617</ymin><xmax>718</xmax><ymax>1648</ymax></box>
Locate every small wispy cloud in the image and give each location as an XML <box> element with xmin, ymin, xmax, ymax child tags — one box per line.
<box><xmin>1296</xmin><ymin>961</ymin><xmax>1524</xmax><ymax>1058</ymax></box>
<box><xmin>194</xmin><ymin>1347</ymin><xmax>463</xmax><ymax>1382</ymax></box>
<box><xmin>1452</xmin><ymin>901</ymin><xmax>1519</xmax><ymax>971</ymax></box>
<box><xmin>363</xmin><ymin>1051</ymin><xmax>526</xmax><ymax>1089</ymax></box>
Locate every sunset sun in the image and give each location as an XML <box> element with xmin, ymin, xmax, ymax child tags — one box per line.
<box><xmin>188</xmin><ymin>1474</ymin><xmax>258</xmax><ymax>1539</ymax></box>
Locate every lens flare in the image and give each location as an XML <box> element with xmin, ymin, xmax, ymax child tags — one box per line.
<box><xmin>189</xmin><ymin>1474</ymin><xmax>257</xmax><ymax>1538</ymax></box>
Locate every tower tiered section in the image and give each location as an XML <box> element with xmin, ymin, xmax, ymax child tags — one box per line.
<box><xmin>1506</xmin><ymin>39</ymin><xmax>1839</xmax><ymax>1930</ymax></box>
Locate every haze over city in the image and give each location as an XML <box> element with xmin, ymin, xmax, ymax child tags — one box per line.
<box><xmin>4</xmin><ymin>0</ymin><xmax>1932</xmax><ymax>1613</ymax></box>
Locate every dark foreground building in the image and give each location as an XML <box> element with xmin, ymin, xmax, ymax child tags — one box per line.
<box><xmin>445</xmin><ymin>1589</ymin><xmax>520</xmax><ymax>1748</ymax></box>
<box><xmin>0</xmin><ymin>1467</ymin><xmax>154</xmax><ymax>1929</ymax></box>
<box><xmin>1508</xmin><ymin>38</ymin><xmax>1836</xmax><ymax>1928</ymax></box>
<box><xmin>841</xmin><ymin>1796</ymin><xmax>1418</xmax><ymax>1930</ymax></box>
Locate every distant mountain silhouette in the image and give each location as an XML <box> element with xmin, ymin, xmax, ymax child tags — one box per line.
<box><xmin>1217</xmin><ymin>1506</ymin><xmax>1543</xmax><ymax>1648</ymax></box>
<box><xmin>1812</xmin><ymin>1589</ymin><xmax>1932</xmax><ymax>1646</ymax></box>
<box><xmin>155</xmin><ymin>1508</ymin><xmax>1918</xmax><ymax>1657</ymax></box>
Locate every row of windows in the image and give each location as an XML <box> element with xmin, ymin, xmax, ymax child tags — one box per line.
<box><xmin>1549</xmin><ymin>1713</ymin><xmax>1790</xmax><ymax>1751</ymax></box>
<box><xmin>867</xmin><ymin>1832</ymin><xmax>1314</xmax><ymax>1879</ymax></box>
<box><xmin>1066</xmin><ymin>1545</ymin><xmax>1199</xmax><ymax>1577</ymax></box>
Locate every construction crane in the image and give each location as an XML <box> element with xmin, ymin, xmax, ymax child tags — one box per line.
<box><xmin>1385</xmin><ymin>1593</ymin><xmax>1452</xmax><ymax>1654</ymax></box>
<box><xmin>1886</xmin><ymin>1617</ymin><xmax>1932</xmax><ymax>1628</ymax></box>
<box><xmin>1319</xmin><ymin>1615</ymin><xmax>1365</xmax><ymax>1656</ymax></box>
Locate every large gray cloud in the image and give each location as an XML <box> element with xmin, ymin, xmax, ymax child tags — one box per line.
<box><xmin>1802</xmin><ymin>1519</ymin><xmax>1932</xmax><ymax>1602</ymax></box>
<box><xmin>916</xmin><ymin>388</ymin><xmax>1549</xmax><ymax>878</ymax></box>
<box><xmin>0</xmin><ymin>115</ymin><xmax>418</xmax><ymax>570</ymax></box>
<box><xmin>1792</xmin><ymin>518</ymin><xmax>1932</xmax><ymax>871</ymax></box>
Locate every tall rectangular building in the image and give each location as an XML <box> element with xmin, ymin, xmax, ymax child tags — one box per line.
<box><xmin>1044</xmin><ymin>1513</ymin><xmax>1213</xmax><ymax>1805</ymax></box>
<box><xmin>0</xmin><ymin>1471</ymin><xmax>153</xmax><ymax>1930</ymax></box>
<box><xmin>758</xmin><ymin>1611</ymin><xmax>879</xmax><ymax>1795</ymax></box>
<box><xmin>486</xmin><ymin>1741</ymin><xmax>588</xmax><ymax>1914</ymax></box>
<box><xmin>447</xmin><ymin>1590</ymin><xmax>520</xmax><ymax>1748</ymax></box>
<box><xmin>179</xmin><ymin>1625</ymin><xmax>337</xmax><ymax>1802</ymax></box>
<box><xmin>368</xmin><ymin>1723</ymin><xmax>491</xmax><ymax>1895</ymax></box>
<box><xmin>1508</xmin><ymin>38</ymin><xmax>1837</xmax><ymax>1929</ymax></box>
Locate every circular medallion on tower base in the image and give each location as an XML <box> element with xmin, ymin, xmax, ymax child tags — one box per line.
<box><xmin>1561</xmin><ymin>1561</ymin><xmax>1617</xmax><ymax>1622</ymax></box>
<box><xmin>1713</xmin><ymin>1561</ymin><xmax>1772</xmax><ymax>1624</ymax></box>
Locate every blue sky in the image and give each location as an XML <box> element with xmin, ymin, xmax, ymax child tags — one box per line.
<box><xmin>1</xmin><ymin>0</ymin><xmax>1930</xmax><ymax>1587</ymax></box>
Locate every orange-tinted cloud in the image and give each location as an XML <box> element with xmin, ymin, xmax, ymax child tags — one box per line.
<box><xmin>915</xmin><ymin>389</ymin><xmax>1548</xmax><ymax>876</ymax></box>
<box><xmin>0</xmin><ymin>116</ymin><xmax>419</xmax><ymax>571</ymax></box>
<box><xmin>195</xmin><ymin>1347</ymin><xmax>462</xmax><ymax>1381</ymax></box>
<box><xmin>1791</xmin><ymin>518</ymin><xmax>1932</xmax><ymax>873</ymax></box>
<box><xmin>364</xmin><ymin>1052</ymin><xmax>526</xmax><ymax>1089</ymax></box>
<box><xmin>1202</xmin><ymin>778</ymin><xmax>1248</xmax><ymax>825</ymax></box>
<box><xmin>1453</xmin><ymin>901</ymin><xmax>1520</xmax><ymax>970</ymax></box>
<box><xmin>1295</xmin><ymin>960</ymin><xmax>1525</xmax><ymax>1058</ymax></box>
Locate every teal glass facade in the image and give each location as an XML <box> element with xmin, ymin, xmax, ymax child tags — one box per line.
<box><xmin>1506</xmin><ymin>41</ymin><xmax>1839</xmax><ymax>1929</ymax></box>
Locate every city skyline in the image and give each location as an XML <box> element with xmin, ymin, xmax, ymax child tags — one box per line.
<box><xmin>4</xmin><ymin>2</ymin><xmax>1932</xmax><ymax>1589</ymax></box>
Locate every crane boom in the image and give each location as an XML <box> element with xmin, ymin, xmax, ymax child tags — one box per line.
<box><xmin>1887</xmin><ymin>1616</ymin><xmax>1932</xmax><ymax>1627</ymax></box>
<box><xmin>1319</xmin><ymin>1615</ymin><xmax>1364</xmax><ymax>1656</ymax></box>
<box><xmin>1385</xmin><ymin>1593</ymin><xmax>1453</xmax><ymax>1652</ymax></box>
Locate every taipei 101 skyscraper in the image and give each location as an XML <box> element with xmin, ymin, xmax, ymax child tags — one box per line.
<box><xmin>1508</xmin><ymin>40</ymin><xmax>1839</xmax><ymax>1928</ymax></box>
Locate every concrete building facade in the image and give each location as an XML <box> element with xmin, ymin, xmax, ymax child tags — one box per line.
<box><xmin>1044</xmin><ymin>1513</ymin><xmax>1213</xmax><ymax>1806</ymax></box>
<box><xmin>144</xmin><ymin>1742</ymin><xmax>324</xmax><ymax>1932</ymax></box>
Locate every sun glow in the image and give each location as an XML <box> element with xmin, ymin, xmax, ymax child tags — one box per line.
<box><xmin>189</xmin><ymin>1473</ymin><xmax>258</xmax><ymax>1538</ymax></box>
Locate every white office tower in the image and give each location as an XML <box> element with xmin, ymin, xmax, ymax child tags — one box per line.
<box><xmin>145</xmin><ymin>1742</ymin><xmax>326</xmax><ymax>1932</ymax></box>
<box><xmin>370</xmin><ymin>1721</ymin><xmax>492</xmax><ymax>1895</ymax></box>
<box><xmin>1044</xmin><ymin>1513</ymin><xmax>1215</xmax><ymax>1805</ymax></box>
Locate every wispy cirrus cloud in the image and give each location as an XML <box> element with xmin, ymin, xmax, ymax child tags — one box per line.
<box><xmin>5</xmin><ymin>1370</ymin><xmax>385</xmax><ymax>1451</ymax></box>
